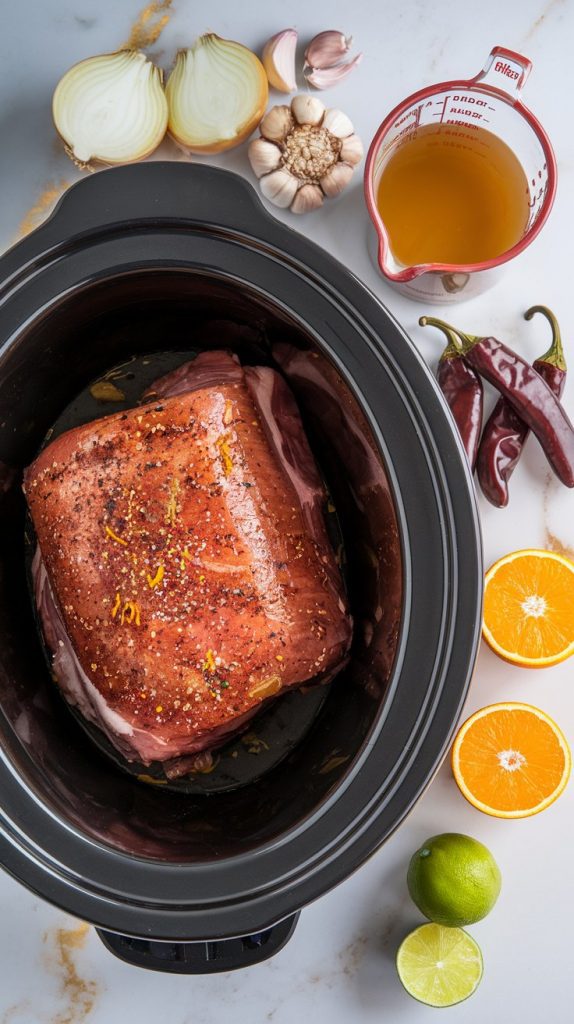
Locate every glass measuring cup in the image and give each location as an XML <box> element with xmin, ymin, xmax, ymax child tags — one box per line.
<box><xmin>364</xmin><ymin>46</ymin><xmax>557</xmax><ymax>303</ymax></box>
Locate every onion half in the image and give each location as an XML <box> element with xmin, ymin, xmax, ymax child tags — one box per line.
<box><xmin>166</xmin><ymin>34</ymin><xmax>269</xmax><ymax>153</ymax></box>
<box><xmin>53</xmin><ymin>50</ymin><xmax>168</xmax><ymax>167</ymax></box>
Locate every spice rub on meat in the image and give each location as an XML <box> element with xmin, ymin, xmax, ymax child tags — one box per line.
<box><xmin>24</xmin><ymin>351</ymin><xmax>352</xmax><ymax>776</ymax></box>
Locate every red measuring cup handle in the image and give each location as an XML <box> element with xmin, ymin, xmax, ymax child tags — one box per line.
<box><xmin>472</xmin><ymin>46</ymin><xmax>532</xmax><ymax>101</ymax></box>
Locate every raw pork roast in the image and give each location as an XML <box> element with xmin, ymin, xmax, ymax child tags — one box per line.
<box><xmin>24</xmin><ymin>352</ymin><xmax>352</xmax><ymax>775</ymax></box>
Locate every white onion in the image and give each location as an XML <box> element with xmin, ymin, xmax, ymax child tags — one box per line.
<box><xmin>52</xmin><ymin>50</ymin><xmax>168</xmax><ymax>166</ymax></box>
<box><xmin>166</xmin><ymin>34</ymin><xmax>268</xmax><ymax>154</ymax></box>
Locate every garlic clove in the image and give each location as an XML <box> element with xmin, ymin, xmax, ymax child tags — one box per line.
<box><xmin>320</xmin><ymin>162</ymin><xmax>354</xmax><ymax>197</ymax></box>
<box><xmin>322</xmin><ymin>108</ymin><xmax>354</xmax><ymax>139</ymax></box>
<box><xmin>248</xmin><ymin>137</ymin><xmax>282</xmax><ymax>178</ymax></box>
<box><xmin>290</xmin><ymin>94</ymin><xmax>325</xmax><ymax>127</ymax></box>
<box><xmin>304</xmin><ymin>30</ymin><xmax>351</xmax><ymax>71</ymax></box>
<box><xmin>260</xmin><ymin>169</ymin><xmax>299</xmax><ymax>208</ymax></box>
<box><xmin>305</xmin><ymin>53</ymin><xmax>363</xmax><ymax>90</ymax></box>
<box><xmin>262</xmin><ymin>29</ymin><xmax>298</xmax><ymax>93</ymax></box>
<box><xmin>340</xmin><ymin>133</ymin><xmax>364</xmax><ymax>166</ymax></box>
<box><xmin>291</xmin><ymin>184</ymin><xmax>324</xmax><ymax>214</ymax></box>
<box><xmin>259</xmin><ymin>104</ymin><xmax>294</xmax><ymax>143</ymax></box>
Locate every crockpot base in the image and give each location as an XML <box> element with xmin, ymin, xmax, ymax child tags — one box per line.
<box><xmin>0</xmin><ymin>164</ymin><xmax>481</xmax><ymax>958</ymax></box>
<box><xmin>96</xmin><ymin>914</ymin><xmax>300</xmax><ymax>974</ymax></box>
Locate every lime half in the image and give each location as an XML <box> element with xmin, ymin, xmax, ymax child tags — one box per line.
<box><xmin>396</xmin><ymin>923</ymin><xmax>483</xmax><ymax>1007</ymax></box>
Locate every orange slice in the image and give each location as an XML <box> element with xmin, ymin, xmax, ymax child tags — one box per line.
<box><xmin>452</xmin><ymin>702</ymin><xmax>571</xmax><ymax>818</ymax></box>
<box><xmin>482</xmin><ymin>548</ymin><xmax>574</xmax><ymax>667</ymax></box>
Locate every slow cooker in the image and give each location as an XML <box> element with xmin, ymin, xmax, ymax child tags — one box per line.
<box><xmin>0</xmin><ymin>163</ymin><xmax>482</xmax><ymax>972</ymax></box>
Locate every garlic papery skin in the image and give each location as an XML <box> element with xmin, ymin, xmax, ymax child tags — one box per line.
<box><xmin>304</xmin><ymin>31</ymin><xmax>351</xmax><ymax>71</ymax></box>
<box><xmin>262</xmin><ymin>29</ymin><xmax>297</xmax><ymax>93</ymax></box>
<box><xmin>305</xmin><ymin>53</ymin><xmax>363</xmax><ymax>91</ymax></box>
<box><xmin>166</xmin><ymin>34</ymin><xmax>268</xmax><ymax>153</ymax></box>
<box><xmin>290</xmin><ymin>94</ymin><xmax>325</xmax><ymax>126</ymax></box>
<box><xmin>340</xmin><ymin>133</ymin><xmax>364</xmax><ymax>166</ymax></box>
<box><xmin>248</xmin><ymin>138</ymin><xmax>282</xmax><ymax>178</ymax></box>
<box><xmin>52</xmin><ymin>50</ymin><xmax>168</xmax><ymax>167</ymax></box>
<box><xmin>259</xmin><ymin>105</ymin><xmax>294</xmax><ymax>143</ymax></box>
<box><xmin>320</xmin><ymin>162</ymin><xmax>354</xmax><ymax>197</ymax></box>
<box><xmin>259</xmin><ymin>169</ymin><xmax>299</xmax><ymax>208</ymax></box>
<box><xmin>291</xmin><ymin>184</ymin><xmax>324</xmax><ymax>214</ymax></box>
<box><xmin>248</xmin><ymin>94</ymin><xmax>362</xmax><ymax>214</ymax></box>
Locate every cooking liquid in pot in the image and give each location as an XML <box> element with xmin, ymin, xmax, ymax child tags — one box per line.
<box><xmin>376</xmin><ymin>124</ymin><xmax>530</xmax><ymax>267</ymax></box>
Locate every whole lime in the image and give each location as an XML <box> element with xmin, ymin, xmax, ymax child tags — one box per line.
<box><xmin>407</xmin><ymin>833</ymin><xmax>501</xmax><ymax>927</ymax></box>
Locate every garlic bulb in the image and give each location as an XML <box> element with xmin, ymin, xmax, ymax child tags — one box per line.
<box><xmin>262</xmin><ymin>29</ymin><xmax>298</xmax><ymax>93</ymax></box>
<box><xmin>166</xmin><ymin>35</ymin><xmax>268</xmax><ymax>153</ymax></box>
<box><xmin>52</xmin><ymin>50</ymin><xmax>168</xmax><ymax>167</ymax></box>
<box><xmin>248</xmin><ymin>95</ymin><xmax>363</xmax><ymax>215</ymax></box>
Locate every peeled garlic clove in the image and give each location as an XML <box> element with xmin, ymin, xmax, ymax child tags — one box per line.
<box><xmin>260</xmin><ymin>104</ymin><xmax>293</xmax><ymax>143</ymax></box>
<box><xmin>262</xmin><ymin>29</ymin><xmax>297</xmax><ymax>93</ymax></box>
<box><xmin>320</xmin><ymin>162</ymin><xmax>354</xmax><ymax>197</ymax></box>
<box><xmin>52</xmin><ymin>50</ymin><xmax>168</xmax><ymax>166</ymax></box>
<box><xmin>340</xmin><ymin>133</ymin><xmax>364</xmax><ymax>166</ymax></box>
<box><xmin>248</xmin><ymin>137</ymin><xmax>282</xmax><ymax>178</ymax></box>
<box><xmin>291</xmin><ymin>184</ymin><xmax>324</xmax><ymax>214</ymax></box>
<box><xmin>260</xmin><ymin>169</ymin><xmax>299</xmax><ymax>208</ymax></box>
<box><xmin>290</xmin><ymin>94</ymin><xmax>325</xmax><ymax>126</ymax></box>
<box><xmin>306</xmin><ymin>53</ymin><xmax>363</xmax><ymax>91</ymax></box>
<box><xmin>304</xmin><ymin>30</ymin><xmax>351</xmax><ymax>70</ymax></box>
<box><xmin>322</xmin><ymin>108</ymin><xmax>354</xmax><ymax>139</ymax></box>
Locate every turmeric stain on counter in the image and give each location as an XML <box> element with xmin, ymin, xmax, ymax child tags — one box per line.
<box><xmin>121</xmin><ymin>0</ymin><xmax>173</xmax><ymax>50</ymax></box>
<box><xmin>43</xmin><ymin>922</ymin><xmax>99</xmax><ymax>1024</ymax></box>
<box><xmin>16</xmin><ymin>180</ymin><xmax>70</xmax><ymax>240</ymax></box>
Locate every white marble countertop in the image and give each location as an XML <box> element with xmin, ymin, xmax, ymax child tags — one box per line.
<box><xmin>1</xmin><ymin>0</ymin><xmax>573</xmax><ymax>1021</ymax></box>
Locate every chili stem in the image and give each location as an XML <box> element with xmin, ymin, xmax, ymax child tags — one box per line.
<box><xmin>524</xmin><ymin>305</ymin><xmax>565</xmax><ymax>371</ymax></box>
<box><xmin>419</xmin><ymin>316</ymin><xmax>479</xmax><ymax>352</ymax></box>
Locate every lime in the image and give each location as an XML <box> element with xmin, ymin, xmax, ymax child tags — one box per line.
<box><xmin>407</xmin><ymin>833</ymin><xmax>501</xmax><ymax>927</ymax></box>
<box><xmin>397</xmin><ymin>923</ymin><xmax>483</xmax><ymax>1007</ymax></box>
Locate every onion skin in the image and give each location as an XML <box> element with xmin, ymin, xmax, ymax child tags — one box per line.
<box><xmin>52</xmin><ymin>50</ymin><xmax>168</xmax><ymax>168</ymax></box>
<box><xmin>166</xmin><ymin>35</ymin><xmax>269</xmax><ymax>154</ymax></box>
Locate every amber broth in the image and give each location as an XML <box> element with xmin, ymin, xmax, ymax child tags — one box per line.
<box><xmin>376</xmin><ymin>123</ymin><xmax>530</xmax><ymax>267</ymax></box>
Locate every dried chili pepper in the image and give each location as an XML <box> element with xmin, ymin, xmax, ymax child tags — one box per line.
<box><xmin>419</xmin><ymin>316</ymin><xmax>574</xmax><ymax>488</ymax></box>
<box><xmin>476</xmin><ymin>306</ymin><xmax>566</xmax><ymax>506</ymax></box>
<box><xmin>435</xmin><ymin>324</ymin><xmax>483</xmax><ymax>469</ymax></box>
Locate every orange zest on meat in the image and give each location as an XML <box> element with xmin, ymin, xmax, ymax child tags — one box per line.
<box><xmin>216</xmin><ymin>434</ymin><xmax>233</xmax><ymax>476</ymax></box>
<box><xmin>105</xmin><ymin>525</ymin><xmax>128</xmax><ymax>546</ymax></box>
<box><xmin>120</xmin><ymin>600</ymin><xmax>141</xmax><ymax>626</ymax></box>
<box><xmin>203</xmin><ymin>648</ymin><xmax>216</xmax><ymax>673</ymax></box>
<box><xmin>165</xmin><ymin>477</ymin><xmax>179</xmax><ymax>525</ymax></box>
<box><xmin>147</xmin><ymin>564</ymin><xmax>165</xmax><ymax>589</ymax></box>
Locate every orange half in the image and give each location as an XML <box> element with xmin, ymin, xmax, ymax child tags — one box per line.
<box><xmin>452</xmin><ymin>702</ymin><xmax>571</xmax><ymax>818</ymax></box>
<box><xmin>482</xmin><ymin>548</ymin><xmax>574</xmax><ymax>667</ymax></box>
